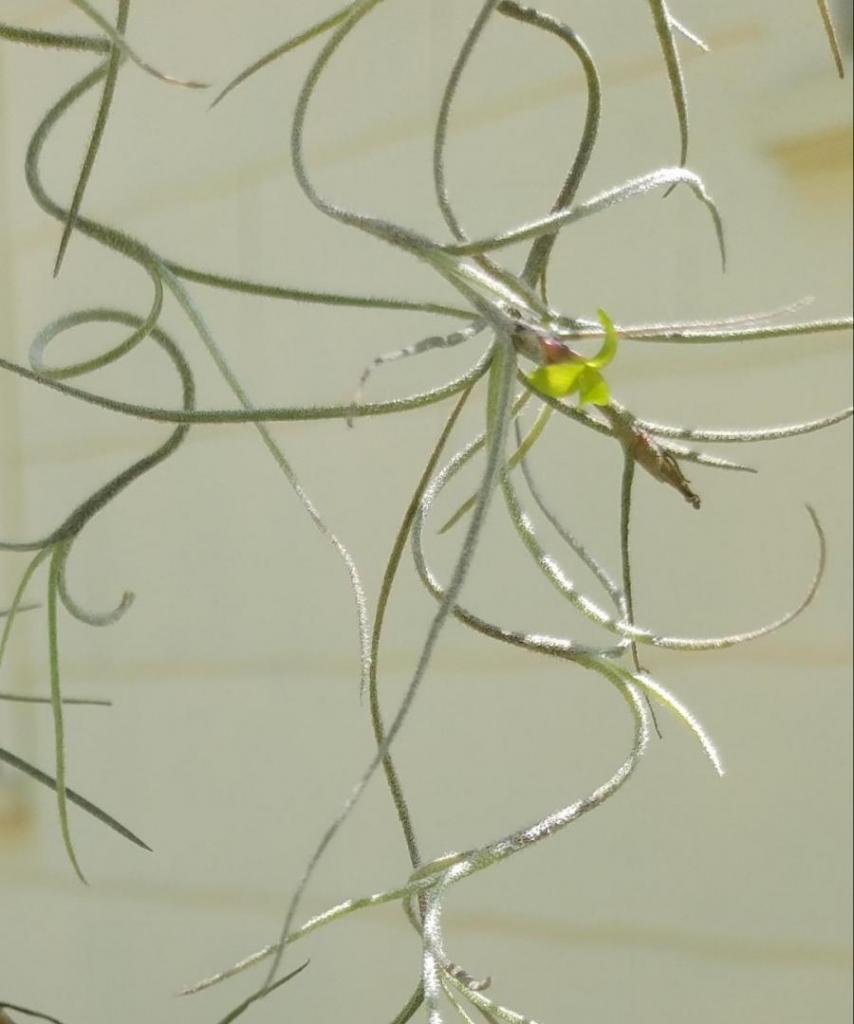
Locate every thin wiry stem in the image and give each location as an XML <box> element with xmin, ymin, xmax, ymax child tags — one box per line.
<box><xmin>165</xmin><ymin>260</ymin><xmax>474</xmax><ymax>318</ymax></box>
<box><xmin>816</xmin><ymin>0</ymin><xmax>846</xmax><ymax>77</ymax></box>
<box><xmin>56</xmin><ymin>536</ymin><xmax>134</xmax><ymax>628</ymax></box>
<box><xmin>46</xmin><ymin>543</ymin><xmax>86</xmax><ymax>882</ymax></box>
<box><xmin>210</xmin><ymin>960</ymin><xmax>310</xmax><ymax>1024</ymax></box>
<box><xmin>183</xmin><ymin>873</ymin><xmax>439</xmax><ymax>996</ymax></box>
<box><xmin>0</xmin><ymin>550</ymin><xmax>52</xmax><ymax>669</ymax></box>
<box><xmin>670</xmin><ymin>15</ymin><xmax>710</xmax><ymax>52</ymax></box>
<box><xmin>187</xmin><ymin>622</ymin><xmax>724</xmax><ymax>999</ymax></box>
<box><xmin>31</xmin><ymin>272</ymin><xmax>164</xmax><ymax>381</ymax></box>
<box><xmin>615</xmin><ymin>317</ymin><xmax>854</xmax><ymax>343</ymax></box>
<box><xmin>618</xmin><ymin>453</ymin><xmax>663</xmax><ymax>736</ymax></box>
<box><xmin>350</xmin><ymin>322</ymin><xmax>487</xmax><ymax>424</ymax></box>
<box><xmin>442</xmin><ymin>167</ymin><xmax>726</xmax><ymax>271</ymax></box>
<box><xmin>54</xmin><ymin>1</ymin><xmax>128</xmax><ymax>276</ymax></box>
<box><xmin>499</xmin><ymin>472</ymin><xmax>631</xmax><ymax>647</ymax></box>
<box><xmin>184</xmin><ymin>660</ymin><xmax>651</xmax><ymax>999</ymax></box>
<box><xmin>0</xmin><ymin>603</ymin><xmax>38</xmax><ymax>619</ymax></box>
<box><xmin>0</xmin><ymin>1001</ymin><xmax>68</xmax><ymax>1024</ymax></box>
<box><xmin>413</xmin><ymin>438</ymin><xmax>623</xmax><ymax>661</ymax></box>
<box><xmin>422</xmin><ymin>869</ymin><xmax>453</xmax><ymax>1022</ymax></box>
<box><xmin>24</xmin><ymin>60</ymin><xmax>167</xmax><ymax>286</ymax></box>
<box><xmin>21</xmin><ymin>55</ymin><xmax>377</xmax><ymax>729</ymax></box>
<box><xmin>212</xmin><ymin>4</ymin><xmax>355</xmax><ymax>107</ymax></box>
<box><xmin>0</xmin><ymin>692</ymin><xmax>108</xmax><ymax>706</ymax></box>
<box><xmin>3</xmin><ymin>2</ymin><xmax>850</xmax><ymax>1017</ymax></box>
<box><xmin>0</xmin><ymin>346</ymin><xmax>492</xmax><ymax>424</ymax></box>
<box><xmin>472</xmin><ymin>663</ymin><xmax>651</xmax><ymax>865</ymax></box>
<box><xmin>631</xmin><ymin>505</ymin><xmax>827</xmax><ymax>651</ymax></box>
<box><xmin>647</xmin><ymin>0</ymin><xmax>689</xmax><ymax>171</ymax></box>
<box><xmin>0</xmin><ymin>22</ymin><xmax>109</xmax><ymax>53</ymax></box>
<box><xmin>433</xmin><ymin>0</ymin><xmax>502</xmax><ymax>243</ymax></box>
<box><xmin>629</xmin><ymin>668</ymin><xmax>723</xmax><ymax>775</ymax></box>
<box><xmin>649</xmin><ymin>443</ymin><xmax>755</xmax><ymax>474</ymax></box>
<box><xmin>67</xmin><ymin>0</ymin><xmax>208</xmax><ymax>87</ymax></box>
<box><xmin>442</xmin><ymin>982</ymin><xmax>481</xmax><ymax>1024</ymax></box>
<box><xmin>426</xmin><ymin>425</ymin><xmax>816</xmax><ymax>656</ymax></box>
<box><xmin>256</xmin><ymin>338</ymin><xmax>516</xmax><ymax>998</ymax></box>
<box><xmin>371</xmin><ymin>386</ymin><xmax>486</xmax><ymax>1018</ymax></box>
<box><xmin>0</xmin><ymin>745</ymin><xmax>150</xmax><ymax>849</ymax></box>
<box><xmin>0</xmin><ymin>315</ymin><xmax>194</xmax><ymax>554</ymax></box>
<box><xmin>431</xmin><ymin>0</ymin><xmax>605</xmax><ymax>308</ymax></box>
<box><xmin>430</xmin><ymin>0</ymin><xmax>543</xmax><ymax>309</ymax></box>
<box><xmin>9</xmin><ymin>41</ymin><xmax>391</xmax><ymax>903</ymax></box>
<box><xmin>499</xmin><ymin>2</ymin><xmax>601</xmax><ymax>290</ymax></box>
<box><xmin>161</xmin><ymin>266</ymin><xmax>373</xmax><ymax>697</ymax></box>
<box><xmin>600</xmin><ymin>296</ymin><xmax>816</xmax><ymax>332</ymax></box>
<box><xmin>416</xmin><ymin>668</ymin><xmax>652</xmax><ymax>1024</ymax></box>
<box><xmin>639</xmin><ymin>406</ymin><xmax>853</xmax><ymax>443</ymax></box>
<box><xmin>529</xmin><ymin>311</ymin><xmax>852</xmax><ymax>347</ymax></box>
<box><xmin>369</xmin><ymin>385</ymin><xmax>475</xmax><ymax>867</ymax></box>
<box><xmin>437</xmin><ymin>396</ymin><xmax>544</xmax><ymax>534</ymax></box>
<box><xmin>388</xmin><ymin>983</ymin><xmax>426</xmax><ymax>1024</ymax></box>
<box><xmin>445</xmin><ymin>970</ymin><xmax>539</xmax><ymax>1024</ymax></box>
<box><xmin>514</xmin><ymin>419</ymin><xmax>625</xmax><ymax>612</ymax></box>
<box><xmin>19</xmin><ymin>42</ymin><xmax>471</xmax><ymax>318</ymax></box>
<box><xmin>289</xmin><ymin>0</ymin><xmax>436</xmax><ymax>252</ymax></box>
<box><xmin>285</xmin><ymin>0</ymin><xmax>542</xmax><ymax>321</ymax></box>
<box><xmin>1</xmin><ymin>20</ymin><xmax>474</xmax><ymax>320</ymax></box>
<box><xmin>619</xmin><ymin>452</ymin><xmax>643</xmax><ymax>674</ymax></box>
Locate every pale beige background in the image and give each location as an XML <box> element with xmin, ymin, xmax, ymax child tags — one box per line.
<box><xmin>0</xmin><ymin>2</ymin><xmax>851</xmax><ymax>1022</ymax></box>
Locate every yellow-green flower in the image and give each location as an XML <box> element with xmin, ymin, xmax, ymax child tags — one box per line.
<box><xmin>528</xmin><ymin>308</ymin><xmax>619</xmax><ymax>406</ymax></box>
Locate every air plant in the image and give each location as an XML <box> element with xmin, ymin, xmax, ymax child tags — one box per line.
<box><xmin>0</xmin><ymin>2</ymin><xmax>850</xmax><ymax>1022</ymax></box>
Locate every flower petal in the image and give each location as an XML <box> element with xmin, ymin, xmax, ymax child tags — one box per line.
<box><xmin>578</xmin><ymin>368</ymin><xmax>611</xmax><ymax>405</ymax></box>
<box><xmin>529</xmin><ymin>362</ymin><xmax>585</xmax><ymax>397</ymax></box>
<box><xmin>587</xmin><ymin>307</ymin><xmax>619</xmax><ymax>368</ymax></box>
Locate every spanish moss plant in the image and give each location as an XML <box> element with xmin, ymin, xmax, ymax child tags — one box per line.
<box><xmin>0</xmin><ymin>2</ymin><xmax>851</xmax><ymax>1022</ymax></box>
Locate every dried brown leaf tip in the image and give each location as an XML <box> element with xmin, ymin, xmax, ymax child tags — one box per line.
<box><xmin>603</xmin><ymin>407</ymin><xmax>702</xmax><ymax>509</ymax></box>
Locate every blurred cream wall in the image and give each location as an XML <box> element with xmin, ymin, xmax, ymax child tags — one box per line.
<box><xmin>0</xmin><ymin>2</ymin><xmax>851</xmax><ymax>1022</ymax></box>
